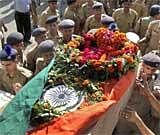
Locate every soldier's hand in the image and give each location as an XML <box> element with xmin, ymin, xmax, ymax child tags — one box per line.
<box><xmin>13</xmin><ymin>83</ymin><xmax>22</xmax><ymax>93</ymax></box>
<box><xmin>119</xmin><ymin>107</ymin><xmax>139</xmax><ymax>123</ymax></box>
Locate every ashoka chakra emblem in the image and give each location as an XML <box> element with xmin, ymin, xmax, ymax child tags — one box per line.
<box><xmin>42</xmin><ymin>85</ymin><xmax>84</xmax><ymax>111</ymax></box>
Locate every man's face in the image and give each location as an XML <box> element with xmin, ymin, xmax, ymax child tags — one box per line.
<box><xmin>1</xmin><ymin>60</ymin><xmax>17</xmax><ymax>72</ymax></box>
<box><xmin>48</xmin><ymin>2</ymin><xmax>57</xmax><ymax>11</ymax></box>
<box><xmin>36</xmin><ymin>34</ymin><xmax>47</xmax><ymax>44</ymax></box>
<box><xmin>122</xmin><ymin>2</ymin><xmax>131</xmax><ymax>9</ymax></box>
<box><xmin>60</xmin><ymin>28</ymin><xmax>74</xmax><ymax>38</ymax></box>
<box><xmin>41</xmin><ymin>51</ymin><xmax>54</xmax><ymax>64</ymax></box>
<box><xmin>155</xmin><ymin>14</ymin><xmax>160</xmax><ymax>20</ymax></box>
<box><xmin>94</xmin><ymin>8</ymin><xmax>102</xmax><ymax>16</ymax></box>
<box><xmin>47</xmin><ymin>22</ymin><xmax>58</xmax><ymax>32</ymax></box>
<box><xmin>143</xmin><ymin>63</ymin><xmax>157</xmax><ymax>76</ymax></box>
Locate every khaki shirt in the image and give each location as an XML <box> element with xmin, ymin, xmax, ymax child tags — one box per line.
<box><xmin>64</xmin><ymin>6</ymin><xmax>82</xmax><ymax>34</ymax></box>
<box><xmin>145</xmin><ymin>20</ymin><xmax>160</xmax><ymax>53</ymax></box>
<box><xmin>47</xmin><ymin>30</ymin><xmax>62</xmax><ymax>46</ymax></box>
<box><xmin>134</xmin><ymin>16</ymin><xmax>154</xmax><ymax>38</ymax></box>
<box><xmin>84</xmin><ymin>14</ymin><xmax>103</xmax><ymax>33</ymax></box>
<box><xmin>131</xmin><ymin>1</ymin><xmax>147</xmax><ymax>18</ymax></box>
<box><xmin>39</xmin><ymin>7</ymin><xmax>59</xmax><ymax>28</ymax></box>
<box><xmin>112</xmin><ymin>8</ymin><xmax>138</xmax><ymax>33</ymax></box>
<box><xmin>0</xmin><ymin>66</ymin><xmax>32</xmax><ymax>95</ymax></box>
<box><xmin>26</xmin><ymin>43</ymin><xmax>40</xmax><ymax>72</ymax></box>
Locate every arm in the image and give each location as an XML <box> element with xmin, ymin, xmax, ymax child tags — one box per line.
<box><xmin>120</xmin><ymin>110</ymin><xmax>155</xmax><ymax>135</ymax></box>
<box><xmin>145</xmin><ymin>90</ymin><xmax>160</xmax><ymax>114</ymax></box>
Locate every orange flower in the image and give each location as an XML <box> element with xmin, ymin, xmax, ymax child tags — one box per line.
<box><xmin>123</xmin><ymin>54</ymin><xmax>134</xmax><ymax>63</ymax></box>
<box><xmin>99</xmin><ymin>54</ymin><xmax>106</xmax><ymax>62</ymax></box>
<box><xmin>82</xmin><ymin>80</ymin><xmax>90</xmax><ymax>86</ymax></box>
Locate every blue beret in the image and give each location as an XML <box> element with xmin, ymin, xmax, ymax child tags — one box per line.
<box><xmin>150</xmin><ymin>5</ymin><xmax>160</xmax><ymax>17</ymax></box>
<box><xmin>101</xmin><ymin>15</ymin><xmax>115</xmax><ymax>26</ymax></box>
<box><xmin>92</xmin><ymin>2</ymin><xmax>103</xmax><ymax>9</ymax></box>
<box><xmin>38</xmin><ymin>40</ymin><xmax>55</xmax><ymax>53</ymax></box>
<box><xmin>46</xmin><ymin>16</ymin><xmax>58</xmax><ymax>24</ymax></box>
<box><xmin>0</xmin><ymin>45</ymin><xmax>17</xmax><ymax>61</ymax></box>
<box><xmin>32</xmin><ymin>27</ymin><xmax>47</xmax><ymax>37</ymax></box>
<box><xmin>59</xmin><ymin>19</ymin><xmax>75</xmax><ymax>29</ymax></box>
<box><xmin>142</xmin><ymin>53</ymin><xmax>160</xmax><ymax>68</ymax></box>
<box><xmin>108</xmin><ymin>22</ymin><xmax>118</xmax><ymax>31</ymax></box>
<box><xmin>67</xmin><ymin>0</ymin><xmax>76</xmax><ymax>5</ymax></box>
<box><xmin>6</xmin><ymin>32</ymin><xmax>24</xmax><ymax>45</ymax></box>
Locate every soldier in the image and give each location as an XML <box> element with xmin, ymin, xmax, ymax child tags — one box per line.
<box><xmin>114</xmin><ymin>52</ymin><xmax>160</xmax><ymax>135</ymax></box>
<box><xmin>138</xmin><ymin>5</ymin><xmax>160</xmax><ymax>54</ymax></box>
<box><xmin>35</xmin><ymin>40</ymin><xmax>55</xmax><ymax>74</ymax></box>
<box><xmin>131</xmin><ymin>0</ymin><xmax>147</xmax><ymax>18</ymax></box>
<box><xmin>46</xmin><ymin>15</ymin><xmax>62</xmax><ymax>45</ymax></box>
<box><xmin>112</xmin><ymin>0</ymin><xmax>138</xmax><ymax>33</ymax></box>
<box><xmin>64</xmin><ymin>0</ymin><xmax>82</xmax><ymax>34</ymax></box>
<box><xmin>58</xmin><ymin>19</ymin><xmax>81</xmax><ymax>44</ymax></box>
<box><xmin>84</xmin><ymin>2</ymin><xmax>104</xmax><ymax>32</ymax></box>
<box><xmin>135</xmin><ymin>5</ymin><xmax>160</xmax><ymax>55</ymax></box>
<box><xmin>6</xmin><ymin>32</ymin><xmax>24</xmax><ymax>66</ymax></box>
<box><xmin>39</xmin><ymin>0</ymin><xmax>59</xmax><ymax>28</ymax></box>
<box><xmin>0</xmin><ymin>45</ymin><xmax>32</xmax><ymax>95</ymax></box>
<box><xmin>25</xmin><ymin>27</ymin><xmax>47</xmax><ymax>73</ymax></box>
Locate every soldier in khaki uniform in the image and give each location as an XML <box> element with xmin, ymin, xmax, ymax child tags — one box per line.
<box><xmin>112</xmin><ymin>0</ymin><xmax>138</xmax><ymax>33</ymax></box>
<box><xmin>39</xmin><ymin>0</ymin><xmax>59</xmax><ymax>28</ymax></box>
<box><xmin>114</xmin><ymin>53</ymin><xmax>160</xmax><ymax>135</ymax></box>
<box><xmin>46</xmin><ymin>16</ymin><xmax>62</xmax><ymax>46</ymax></box>
<box><xmin>84</xmin><ymin>2</ymin><xmax>104</xmax><ymax>32</ymax></box>
<box><xmin>35</xmin><ymin>40</ymin><xmax>55</xmax><ymax>74</ymax></box>
<box><xmin>0</xmin><ymin>45</ymin><xmax>32</xmax><ymax>95</ymax></box>
<box><xmin>143</xmin><ymin>20</ymin><xmax>160</xmax><ymax>54</ymax></box>
<box><xmin>58</xmin><ymin>19</ymin><xmax>81</xmax><ymax>44</ymax></box>
<box><xmin>6</xmin><ymin>32</ymin><xmax>24</xmax><ymax>66</ymax></box>
<box><xmin>131</xmin><ymin>0</ymin><xmax>147</xmax><ymax>18</ymax></box>
<box><xmin>64</xmin><ymin>0</ymin><xmax>82</xmax><ymax>35</ymax></box>
<box><xmin>26</xmin><ymin>27</ymin><xmax>47</xmax><ymax>73</ymax></box>
<box><xmin>135</xmin><ymin>5</ymin><xmax>160</xmax><ymax>55</ymax></box>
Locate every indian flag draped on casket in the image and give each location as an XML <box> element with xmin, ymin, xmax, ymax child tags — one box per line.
<box><xmin>0</xmin><ymin>28</ymin><xmax>139</xmax><ymax>135</ymax></box>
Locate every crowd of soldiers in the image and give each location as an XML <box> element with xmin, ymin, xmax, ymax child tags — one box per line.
<box><xmin>0</xmin><ymin>0</ymin><xmax>160</xmax><ymax>135</ymax></box>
